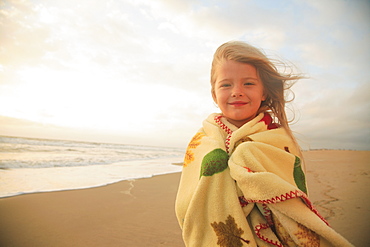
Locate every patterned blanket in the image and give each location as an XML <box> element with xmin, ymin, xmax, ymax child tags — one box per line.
<box><xmin>175</xmin><ymin>112</ymin><xmax>353</xmax><ymax>247</ymax></box>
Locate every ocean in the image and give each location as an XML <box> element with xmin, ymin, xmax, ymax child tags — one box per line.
<box><xmin>0</xmin><ymin>136</ymin><xmax>185</xmax><ymax>198</ymax></box>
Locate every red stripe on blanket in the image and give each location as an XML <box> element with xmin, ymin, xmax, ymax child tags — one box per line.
<box><xmin>258</xmin><ymin>113</ymin><xmax>279</xmax><ymax>130</ymax></box>
<box><xmin>214</xmin><ymin>113</ymin><xmax>278</xmax><ymax>153</ymax></box>
<box><xmin>255</xmin><ymin>223</ymin><xmax>283</xmax><ymax>247</ymax></box>
<box><xmin>239</xmin><ymin>196</ymin><xmax>249</xmax><ymax>207</ymax></box>
<box><xmin>239</xmin><ymin>191</ymin><xmax>329</xmax><ymax>226</ymax></box>
<box><xmin>261</xmin><ymin>203</ymin><xmax>274</xmax><ymax>227</ymax></box>
<box><xmin>244</xmin><ymin>167</ymin><xmax>254</xmax><ymax>172</ymax></box>
<box><xmin>214</xmin><ymin>115</ymin><xmax>233</xmax><ymax>153</ymax></box>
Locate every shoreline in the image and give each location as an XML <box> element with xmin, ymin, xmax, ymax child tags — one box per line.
<box><xmin>0</xmin><ymin>157</ymin><xmax>183</xmax><ymax>198</ymax></box>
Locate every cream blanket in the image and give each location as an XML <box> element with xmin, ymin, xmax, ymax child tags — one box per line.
<box><xmin>175</xmin><ymin>113</ymin><xmax>353</xmax><ymax>247</ymax></box>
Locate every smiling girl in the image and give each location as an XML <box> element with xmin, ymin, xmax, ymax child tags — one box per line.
<box><xmin>213</xmin><ymin>61</ymin><xmax>266</xmax><ymax>128</ymax></box>
<box><xmin>175</xmin><ymin>41</ymin><xmax>352</xmax><ymax>247</ymax></box>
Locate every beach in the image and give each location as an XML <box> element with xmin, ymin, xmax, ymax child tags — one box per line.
<box><xmin>0</xmin><ymin>173</ymin><xmax>184</xmax><ymax>247</ymax></box>
<box><xmin>0</xmin><ymin>150</ymin><xmax>369</xmax><ymax>246</ymax></box>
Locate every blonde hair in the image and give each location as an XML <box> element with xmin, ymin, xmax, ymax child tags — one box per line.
<box><xmin>211</xmin><ymin>41</ymin><xmax>303</xmax><ymax>151</ymax></box>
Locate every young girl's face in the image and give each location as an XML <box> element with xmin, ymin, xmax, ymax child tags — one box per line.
<box><xmin>213</xmin><ymin>60</ymin><xmax>266</xmax><ymax>128</ymax></box>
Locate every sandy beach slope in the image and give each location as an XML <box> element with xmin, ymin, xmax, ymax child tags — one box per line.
<box><xmin>0</xmin><ymin>173</ymin><xmax>185</xmax><ymax>247</ymax></box>
<box><xmin>0</xmin><ymin>150</ymin><xmax>369</xmax><ymax>247</ymax></box>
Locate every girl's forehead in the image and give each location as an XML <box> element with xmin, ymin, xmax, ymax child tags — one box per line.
<box><xmin>216</xmin><ymin>60</ymin><xmax>258</xmax><ymax>77</ymax></box>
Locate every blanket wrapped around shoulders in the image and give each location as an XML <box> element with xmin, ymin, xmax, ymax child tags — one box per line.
<box><xmin>175</xmin><ymin>113</ymin><xmax>353</xmax><ymax>247</ymax></box>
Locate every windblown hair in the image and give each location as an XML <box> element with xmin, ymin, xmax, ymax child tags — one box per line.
<box><xmin>211</xmin><ymin>41</ymin><xmax>303</xmax><ymax>151</ymax></box>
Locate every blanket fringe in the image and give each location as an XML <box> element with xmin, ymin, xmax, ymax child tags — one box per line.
<box><xmin>240</xmin><ymin>190</ymin><xmax>329</xmax><ymax>226</ymax></box>
<box><xmin>255</xmin><ymin>223</ymin><xmax>283</xmax><ymax>247</ymax></box>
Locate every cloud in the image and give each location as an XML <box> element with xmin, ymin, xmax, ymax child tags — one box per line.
<box><xmin>0</xmin><ymin>0</ymin><xmax>369</xmax><ymax>149</ymax></box>
<box><xmin>291</xmin><ymin>81</ymin><xmax>370</xmax><ymax>150</ymax></box>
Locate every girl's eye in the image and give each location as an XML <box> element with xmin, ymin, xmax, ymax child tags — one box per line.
<box><xmin>220</xmin><ymin>83</ymin><xmax>231</xmax><ymax>87</ymax></box>
<box><xmin>244</xmin><ymin>82</ymin><xmax>254</xmax><ymax>86</ymax></box>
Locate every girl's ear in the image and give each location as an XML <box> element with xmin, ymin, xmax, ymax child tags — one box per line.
<box><xmin>262</xmin><ymin>91</ymin><xmax>267</xmax><ymax>102</ymax></box>
<box><xmin>212</xmin><ymin>90</ymin><xmax>218</xmax><ymax>104</ymax></box>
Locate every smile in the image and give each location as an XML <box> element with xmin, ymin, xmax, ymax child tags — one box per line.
<box><xmin>229</xmin><ymin>101</ymin><xmax>248</xmax><ymax>107</ymax></box>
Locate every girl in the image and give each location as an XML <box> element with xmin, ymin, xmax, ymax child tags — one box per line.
<box><xmin>175</xmin><ymin>41</ymin><xmax>352</xmax><ymax>247</ymax></box>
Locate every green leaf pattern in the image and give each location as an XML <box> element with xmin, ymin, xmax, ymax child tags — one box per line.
<box><xmin>200</xmin><ymin>148</ymin><xmax>229</xmax><ymax>177</ymax></box>
<box><xmin>293</xmin><ymin>156</ymin><xmax>307</xmax><ymax>194</ymax></box>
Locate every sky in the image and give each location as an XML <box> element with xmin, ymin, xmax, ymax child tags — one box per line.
<box><xmin>0</xmin><ymin>0</ymin><xmax>369</xmax><ymax>150</ymax></box>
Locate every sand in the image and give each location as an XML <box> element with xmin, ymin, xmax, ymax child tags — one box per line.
<box><xmin>0</xmin><ymin>150</ymin><xmax>369</xmax><ymax>247</ymax></box>
<box><xmin>303</xmin><ymin>150</ymin><xmax>370</xmax><ymax>247</ymax></box>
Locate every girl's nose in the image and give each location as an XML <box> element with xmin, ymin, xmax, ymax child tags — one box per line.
<box><xmin>232</xmin><ymin>92</ymin><xmax>243</xmax><ymax>97</ymax></box>
<box><xmin>232</xmin><ymin>86</ymin><xmax>244</xmax><ymax>97</ymax></box>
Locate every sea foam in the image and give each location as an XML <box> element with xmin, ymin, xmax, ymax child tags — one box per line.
<box><xmin>0</xmin><ymin>157</ymin><xmax>183</xmax><ymax>198</ymax></box>
<box><xmin>0</xmin><ymin>136</ymin><xmax>184</xmax><ymax>198</ymax></box>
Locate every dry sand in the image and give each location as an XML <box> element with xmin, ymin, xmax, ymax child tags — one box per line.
<box><xmin>0</xmin><ymin>150</ymin><xmax>369</xmax><ymax>247</ymax></box>
<box><xmin>303</xmin><ymin>150</ymin><xmax>370</xmax><ymax>247</ymax></box>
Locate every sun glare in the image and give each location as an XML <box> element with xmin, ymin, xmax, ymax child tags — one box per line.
<box><xmin>1</xmin><ymin>65</ymin><xmax>200</xmax><ymax>134</ymax></box>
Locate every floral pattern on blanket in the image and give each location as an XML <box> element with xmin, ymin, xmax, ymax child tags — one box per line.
<box><xmin>211</xmin><ymin>215</ymin><xmax>250</xmax><ymax>247</ymax></box>
<box><xmin>293</xmin><ymin>156</ymin><xmax>307</xmax><ymax>194</ymax></box>
<box><xmin>295</xmin><ymin>224</ymin><xmax>320</xmax><ymax>247</ymax></box>
<box><xmin>273</xmin><ymin>213</ymin><xmax>320</xmax><ymax>247</ymax></box>
<box><xmin>184</xmin><ymin>132</ymin><xmax>205</xmax><ymax>166</ymax></box>
<box><xmin>200</xmin><ymin>148</ymin><xmax>229</xmax><ymax>177</ymax></box>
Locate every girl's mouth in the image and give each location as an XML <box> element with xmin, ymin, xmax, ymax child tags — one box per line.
<box><xmin>229</xmin><ymin>101</ymin><xmax>248</xmax><ymax>106</ymax></box>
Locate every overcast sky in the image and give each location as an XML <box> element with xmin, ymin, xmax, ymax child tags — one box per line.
<box><xmin>0</xmin><ymin>0</ymin><xmax>369</xmax><ymax>150</ymax></box>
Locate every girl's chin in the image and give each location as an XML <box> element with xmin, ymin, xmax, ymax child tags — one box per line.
<box><xmin>226</xmin><ymin>114</ymin><xmax>256</xmax><ymax>121</ymax></box>
<box><xmin>225</xmin><ymin>117</ymin><xmax>254</xmax><ymax>128</ymax></box>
